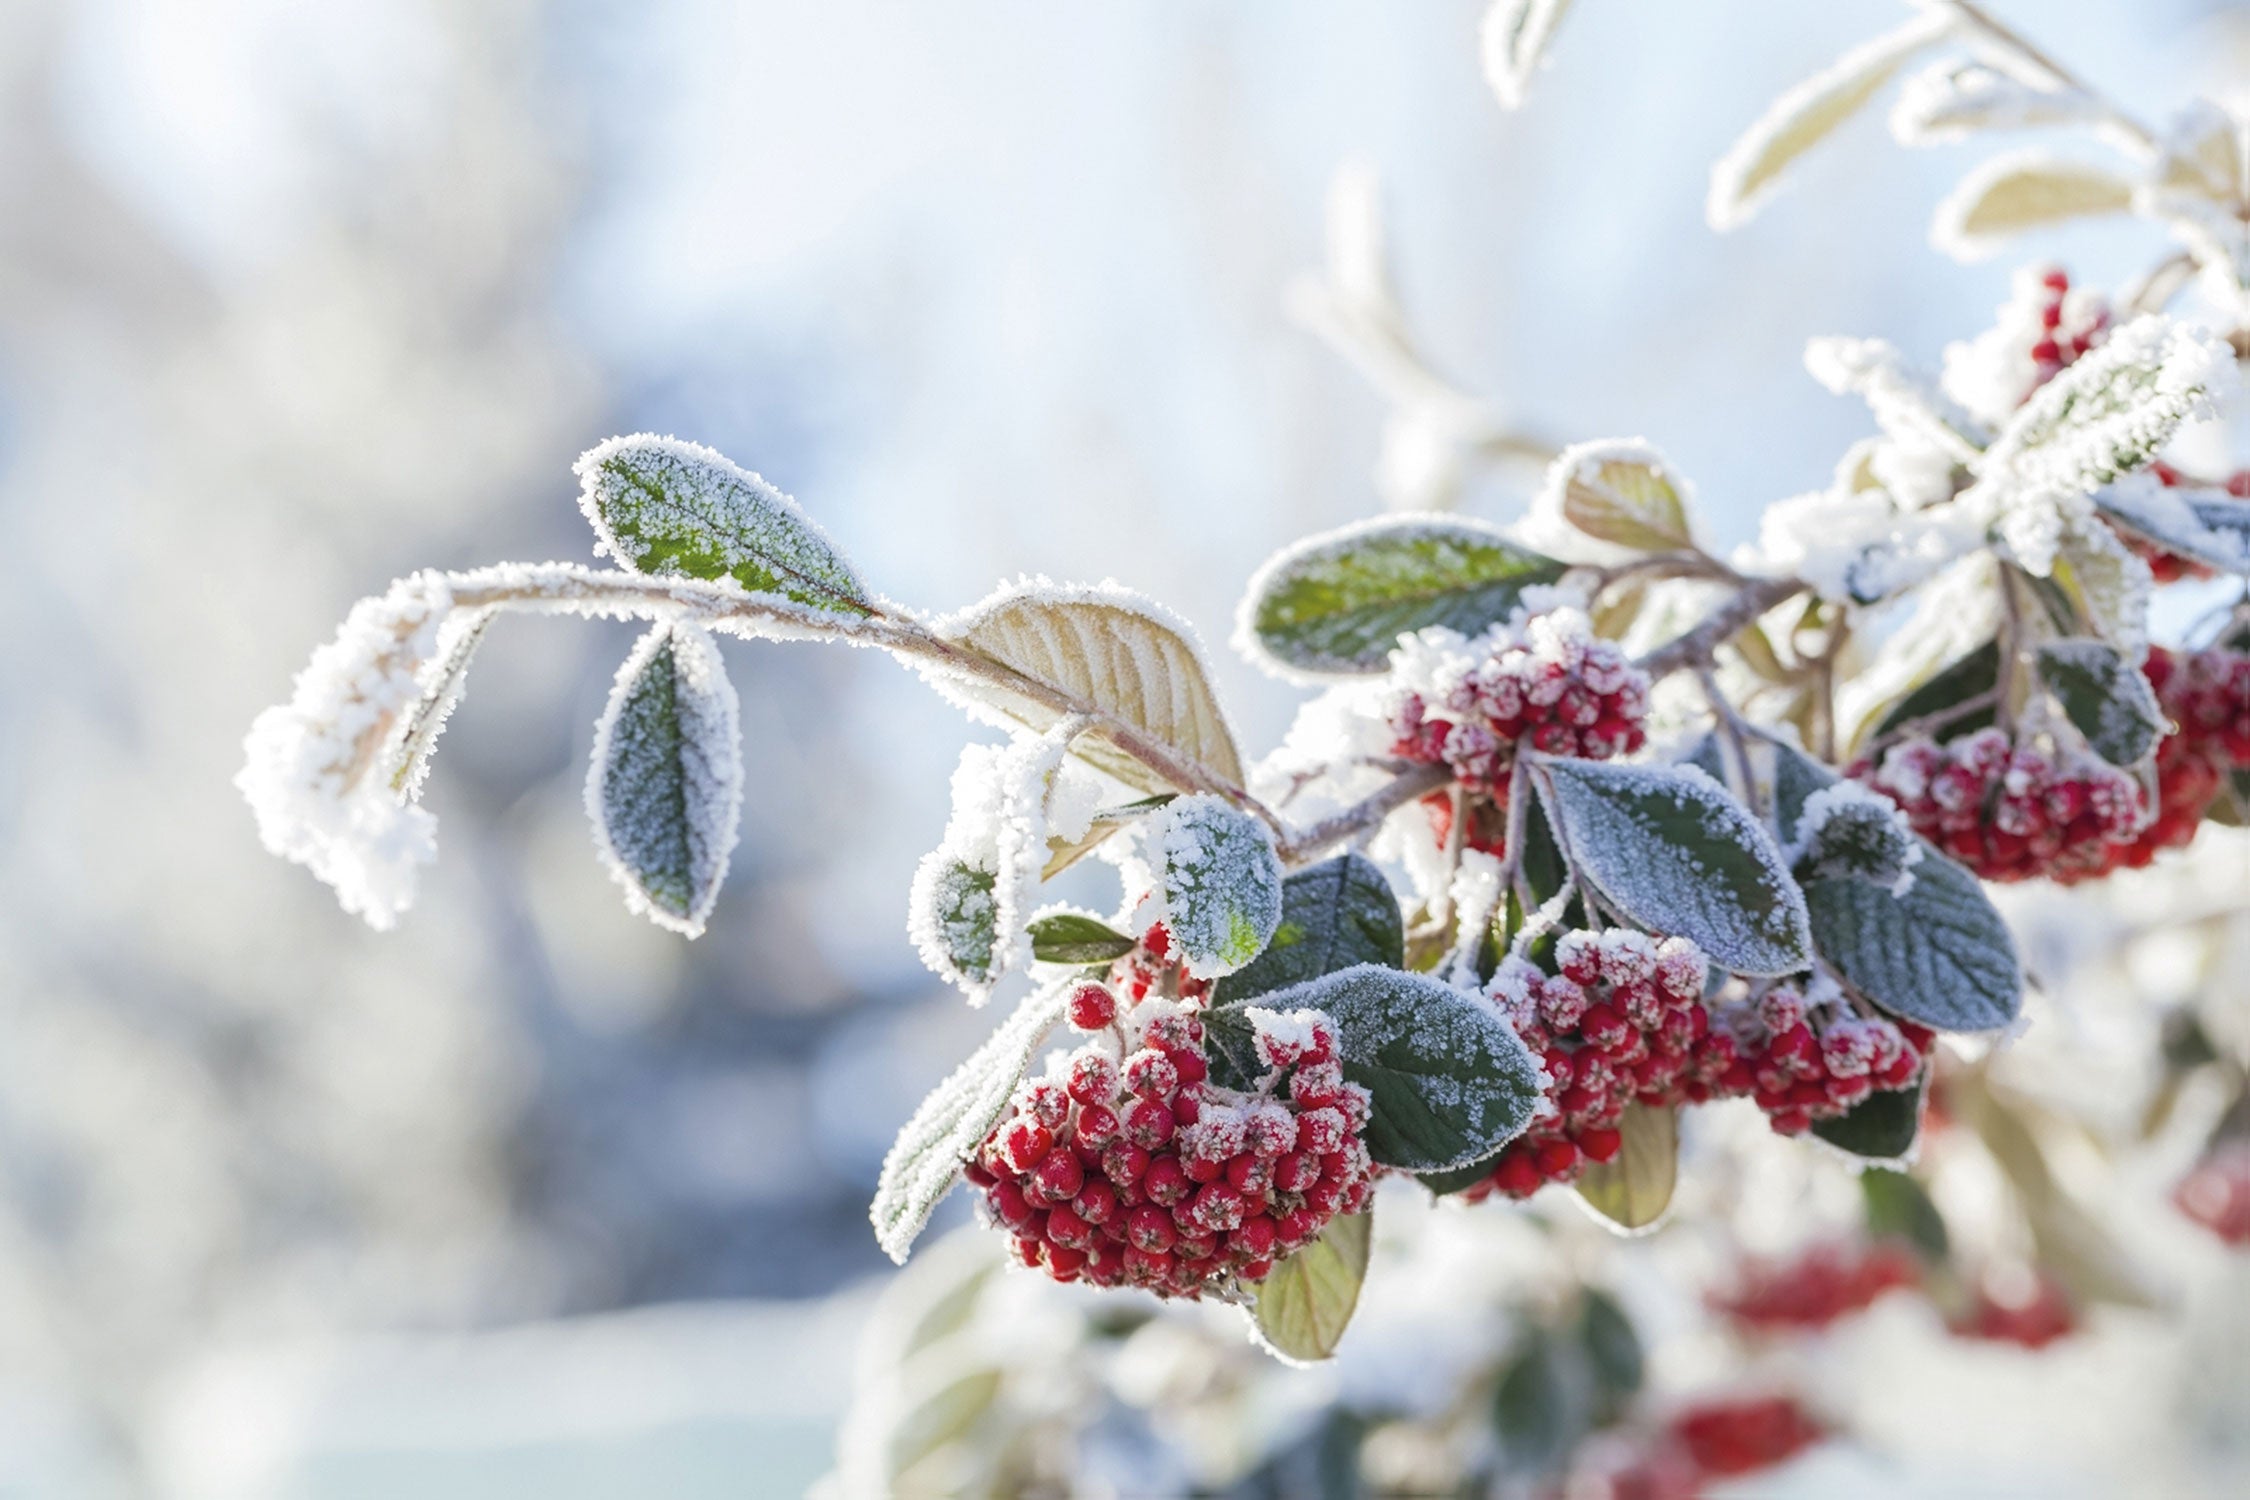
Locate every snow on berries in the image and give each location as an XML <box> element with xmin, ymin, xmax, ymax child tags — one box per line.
<box><xmin>1853</xmin><ymin>726</ymin><xmax>2146</xmax><ymax>883</ymax></box>
<box><xmin>968</xmin><ymin>946</ymin><xmax>1374</xmax><ymax>1299</ymax></box>
<box><xmin>1388</xmin><ymin>608</ymin><xmax>1650</xmax><ymax>795</ymax></box>
<box><xmin>1942</xmin><ymin>264</ymin><xmax>2111</xmax><ymax>429</ymax></box>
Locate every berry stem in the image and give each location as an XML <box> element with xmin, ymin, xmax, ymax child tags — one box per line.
<box><xmin>1633</xmin><ymin>576</ymin><xmax>1806</xmax><ymax>681</ymax></box>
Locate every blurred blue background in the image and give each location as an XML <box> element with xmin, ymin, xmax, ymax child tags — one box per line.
<box><xmin>0</xmin><ymin>0</ymin><xmax>2240</xmax><ymax>1495</ymax></box>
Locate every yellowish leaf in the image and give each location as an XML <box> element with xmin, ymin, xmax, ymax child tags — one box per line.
<box><xmin>1251</xmin><ymin>1209</ymin><xmax>1372</xmax><ymax>1363</ymax></box>
<box><xmin>1574</xmin><ymin>1103</ymin><xmax>1677</xmax><ymax>1232</ymax></box>
<box><xmin>1934</xmin><ymin>153</ymin><xmax>2137</xmax><ymax>260</ymax></box>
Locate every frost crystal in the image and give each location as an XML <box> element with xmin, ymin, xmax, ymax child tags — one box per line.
<box><xmin>236</xmin><ymin>571</ymin><xmax>456</xmax><ymax>929</ymax></box>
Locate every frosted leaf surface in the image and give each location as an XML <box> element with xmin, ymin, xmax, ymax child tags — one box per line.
<box><xmin>1479</xmin><ymin>0</ymin><xmax>1574</xmax><ymax>110</ymax></box>
<box><xmin>870</xmin><ymin>984</ymin><xmax>1070</xmax><ymax>1264</ymax></box>
<box><xmin>908</xmin><ymin>724</ymin><xmax>1082</xmax><ymax>1001</ymax></box>
<box><xmin>236</xmin><ymin>570</ymin><xmax>456</xmax><ymax>929</ymax></box>
<box><xmin>1232</xmin><ymin>964</ymin><xmax>1542</xmax><ymax>1172</ymax></box>
<box><xmin>2034</xmin><ymin>639</ymin><xmax>2165</xmax><ymax>766</ymax></box>
<box><xmin>2044</xmin><ymin>517</ymin><xmax>2152</xmax><ymax>658</ymax></box>
<box><xmin>389</xmin><ymin>606</ymin><xmax>495</xmax><ymax>801</ymax></box>
<box><xmin>1789</xmin><ymin>781</ymin><xmax>1923</xmax><ymax>896</ymax></box>
<box><xmin>1968</xmin><ymin>315</ymin><xmax>2234</xmax><ymax>573</ymax></box>
<box><xmin>1738</xmin><ymin>485</ymin><xmax>1976</xmax><ymax>605</ymax></box>
<box><xmin>1942</xmin><ymin>264</ymin><xmax>2117</xmax><ymax>427</ymax></box>
<box><xmin>1234</xmin><ymin>514</ymin><xmax>1567</xmax><ymax>679</ymax></box>
<box><xmin>584</xmin><ymin>622</ymin><xmax>744</xmax><ymax>938</ymax></box>
<box><xmin>1890</xmin><ymin>59</ymin><xmax>2104</xmax><ymax>145</ymax></box>
<box><xmin>1931</xmin><ymin>152</ymin><xmax>2137</xmax><ymax>262</ymax></box>
<box><xmin>1804</xmin><ymin>336</ymin><xmax>1986</xmax><ymax>462</ymax></box>
<box><xmin>1707</xmin><ymin>7</ymin><xmax>1954</xmax><ymax>230</ymax></box>
<box><xmin>1768</xmin><ymin>737</ymin><xmax>2021</xmax><ymax>1032</ymax></box>
<box><xmin>1250</xmin><ymin>1209</ymin><xmax>1372</xmax><ymax>1365</ymax></box>
<box><xmin>2095</xmin><ymin>471</ymin><xmax>2250</xmax><ymax>575</ymax></box>
<box><xmin>1526</xmin><ymin>754</ymin><xmax>1813</xmax><ymax>977</ymax></box>
<box><xmin>575</xmin><ymin>434</ymin><xmax>871</xmax><ymax>617</ymax></box>
<box><xmin>1535</xmin><ymin>438</ymin><xmax>1698</xmax><ymax>554</ymax></box>
<box><xmin>1214</xmin><ymin>853</ymin><xmax>1405</xmax><ymax>1006</ymax></box>
<box><xmin>1143</xmin><ymin>793</ymin><xmax>1284</xmax><ymax>979</ymax></box>
<box><xmin>927</xmin><ymin>577</ymin><xmax>1245</xmax><ymax>795</ymax></box>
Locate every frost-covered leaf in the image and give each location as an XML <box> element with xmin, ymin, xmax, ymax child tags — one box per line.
<box><xmin>585</xmin><ymin>622</ymin><xmax>743</xmax><ymax>937</ymax></box>
<box><xmin>1235</xmin><ymin>515</ymin><xmax>1568</xmax><ymax>678</ymax></box>
<box><xmin>1549</xmin><ymin>439</ymin><xmax>1696</xmax><ymax>552</ymax></box>
<box><xmin>910</xmin><ymin>857</ymin><xmax>999</xmax><ymax>987</ymax></box>
<box><xmin>575</xmin><ymin>434</ymin><xmax>871</xmax><ymax>616</ymax></box>
<box><xmin>1890</xmin><ymin>59</ymin><xmax>2104</xmax><ymax>146</ymax></box>
<box><xmin>1250</xmin><ymin>1209</ymin><xmax>1371</xmax><ymax>1364</ymax></box>
<box><xmin>1769</xmin><ymin>740</ymin><xmax>2022</xmax><ymax>1032</ymax></box>
<box><xmin>388</xmin><ymin>606</ymin><xmax>495</xmax><ymax>800</ymax></box>
<box><xmin>1973</xmin><ymin>317</ymin><xmax>2235</xmax><ymax>575</ymax></box>
<box><xmin>1526</xmin><ymin>755</ymin><xmax>1813</xmax><ymax>977</ymax></box>
<box><xmin>871</xmin><ymin>985</ymin><xmax>1071</xmax><ymax>1263</ymax></box>
<box><xmin>2045</xmin><ymin>519</ymin><xmax>2151</xmax><ymax>656</ymax></box>
<box><xmin>1811</xmin><ymin>1070</ymin><xmax>1927</xmax><ymax>1161</ymax></box>
<box><xmin>2095</xmin><ymin>474</ymin><xmax>2250</xmax><ymax>576</ymax></box>
<box><xmin>1803</xmin><ymin>336</ymin><xmax>1986</xmax><ymax>462</ymax></box>
<box><xmin>1214</xmin><ymin>854</ymin><xmax>1405</xmax><ymax>1007</ymax></box>
<box><xmin>1223</xmin><ymin>964</ymin><xmax>1541</xmax><ymax>1172</ymax></box>
<box><xmin>1042</xmin><ymin>793</ymin><xmax>1173</xmax><ymax>879</ymax></box>
<box><xmin>935</xmin><ymin>579</ymin><xmax>1245</xmax><ymax>795</ymax></box>
<box><xmin>1707</xmin><ymin>8</ymin><xmax>1954</xmax><ymax>230</ymax></box>
<box><xmin>1147</xmin><ymin>794</ymin><xmax>1284</xmax><ymax>979</ymax></box>
<box><xmin>1479</xmin><ymin>0</ymin><xmax>1574</xmax><ymax>110</ymax></box>
<box><xmin>1025</xmin><ymin>910</ymin><xmax>1136</xmax><ymax>965</ymax></box>
<box><xmin>2035</xmin><ymin>639</ymin><xmax>2165</xmax><ymax>765</ymax></box>
<box><xmin>1931</xmin><ymin>153</ymin><xmax>2136</xmax><ymax>261</ymax></box>
<box><xmin>1786</xmin><ymin>778</ymin><xmax>1922</xmax><ymax>895</ymax></box>
<box><xmin>1574</xmin><ymin>1103</ymin><xmax>1677</xmax><ymax>1232</ymax></box>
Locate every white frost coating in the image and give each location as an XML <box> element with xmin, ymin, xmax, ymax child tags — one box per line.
<box><xmin>1441</xmin><ymin>849</ymin><xmax>1507</xmax><ymax>990</ymax></box>
<box><xmin>1968</xmin><ymin>316</ymin><xmax>2234</xmax><ymax>576</ymax></box>
<box><xmin>2096</xmin><ymin>470</ymin><xmax>2250</xmax><ymax>574</ymax></box>
<box><xmin>237</xmin><ymin>571</ymin><xmax>456</xmax><ymax>929</ymax></box>
<box><xmin>1243</xmin><ymin>1005</ymin><xmax>1328</xmax><ymax>1061</ymax></box>
<box><xmin>1734</xmin><ymin>487</ymin><xmax>1977</xmax><ymax>604</ymax></box>
<box><xmin>907</xmin><ymin>721</ymin><xmax>1083</xmax><ymax>1002</ymax></box>
<box><xmin>1479</xmin><ymin>0</ymin><xmax>1572</xmax><ymax>111</ymax></box>
<box><xmin>572</xmin><ymin>433</ymin><xmax>868</xmax><ymax>611</ymax></box>
<box><xmin>389</xmin><ymin>607</ymin><xmax>495</xmax><ymax>803</ymax></box>
<box><xmin>584</xmin><ymin>622</ymin><xmax>745</xmax><ymax>939</ymax></box>
<box><xmin>1804</xmin><ymin>336</ymin><xmax>1987</xmax><ymax>463</ymax></box>
<box><xmin>1141</xmin><ymin>793</ymin><xmax>1284</xmax><ymax>979</ymax></box>
<box><xmin>1706</xmin><ymin>7</ymin><xmax>1954</xmax><ymax>231</ymax></box>
<box><xmin>1941</xmin><ymin>265</ymin><xmax>2113</xmax><ymax>427</ymax></box>
<box><xmin>870</xmin><ymin>984</ymin><xmax>1071</xmax><ymax>1263</ymax></box>
<box><xmin>1888</xmin><ymin>58</ymin><xmax>2101</xmax><ymax>146</ymax></box>
<box><xmin>1790</xmin><ymin>780</ymin><xmax>1923</xmax><ymax>896</ymax></box>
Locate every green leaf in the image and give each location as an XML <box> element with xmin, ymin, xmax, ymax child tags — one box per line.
<box><xmin>1870</xmin><ymin>638</ymin><xmax>1999</xmax><ymax>744</ymax></box>
<box><xmin>1025</xmin><ymin>911</ymin><xmax>1136</xmax><ymax>965</ymax></box>
<box><xmin>1553</xmin><ymin>441</ymin><xmax>1696</xmax><ymax>551</ymax></box>
<box><xmin>870</xmin><ymin>985</ymin><xmax>1071</xmax><ymax>1263</ymax></box>
<box><xmin>1576</xmin><ymin>1289</ymin><xmax>1644</xmax><ymax>1407</ymax></box>
<box><xmin>2035</xmin><ymin>639</ymin><xmax>2165</xmax><ymax>765</ymax></box>
<box><xmin>1769</xmin><ymin>740</ymin><xmax>2023</xmax><ymax>1032</ymax></box>
<box><xmin>1219</xmin><ymin>965</ymin><xmax>1541</xmax><ymax>1173</ymax></box>
<box><xmin>1810</xmin><ymin>1069</ymin><xmax>1928</xmax><ymax>1161</ymax></box>
<box><xmin>1492</xmin><ymin>1327</ymin><xmax>1583</xmax><ymax>1476</ymax></box>
<box><xmin>1238</xmin><ymin>516</ymin><xmax>1568</xmax><ymax>677</ymax></box>
<box><xmin>1526</xmin><ymin>754</ymin><xmax>1813</xmax><ymax>977</ymax></box>
<box><xmin>585</xmin><ymin>623</ymin><xmax>744</xmax><ymax>937</ymax></box>
<box><xmin>1150</xmin><ymin>795</ymin><xmax>1285</xmax><ymax>979</ymax></box>
<box><xmin>575</xmin><ymin>434</ymin><xmax>871</xmax><ymax>615</ymax></box>
<box><xmin>1214</xmin><ymin>854</ymin><xmax>1405</xmax><ymax>1007</ymax></box>
<box><xmin>1574</xmin><ymin>1102</ymin><xmax>1677</xmax><ymax>1232</ymax></box>
<box><xmin>1250</xmin><ymin>1210</ymin><xmax>1372</xmax><ymax>1364</ymax></box>
<box><xmin>1861</xmin><ymin>1168</ymin><xmax>1951</xmax><ymax>1263</ymax></box>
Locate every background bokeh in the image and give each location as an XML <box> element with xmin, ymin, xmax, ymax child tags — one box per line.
<box><xmin>0</xmin><ymin>1</ymin><xmax>2242</xmax><ymax>1495</ymax></box>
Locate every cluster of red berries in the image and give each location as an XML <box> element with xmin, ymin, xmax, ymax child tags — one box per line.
<box><xmin>968</xmin><ymin>952</ymin><xmax>1375</xmax><ymax>1299</ymax></box>
<box><xmin>1389</xmin><ymin>609</ymin><xmax>1650</xmax><ymax>795</ymax></box>
<box><xmin>2150</xmin><ymin>643</ymin><xmax>2250</xmax><ymax>768</ymax></box>
<box><xmin>1666</xmin><ymin>1395</ymin><xmax>1826</xmax><ymax>1480</ymax></box>
<box><xmin>1951</xmin><ymin>1269</ymin><xmax>2075</xmax><ymax>1349</ymax></box>
<box><xmin>2173</xmin><ymin>1142</ymin><xmax>2250</xmax><ymax>1246</ymax></box>
<box><xmin>1464</xmin><ymin>930</ymin><xmax>1724</xmax><ymax>1201</ymax></box>
<box><xmin>2018</xmin><ymin>266</ymin><xmax>2108</xmax><ymax>388</ymax></box>
<box><xmin>1709</xmin><ymin>1240</ymin><xmax>1921</xmax><ymax>1331</ymax></box>
<box><xmin>1461</xmin><ymin>933</ymin><xmax>1926</xmax><ymax>1202</ymax></box>
<box><xmin>1853</xmin><ymin>726</ymin><xmax>2146</xmax><ymax>883</ymax></box>
<box><xmin>1718</xmin><ymin>984</ymin><xmax>1930</xmax><ymax>1135</ymax></box>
